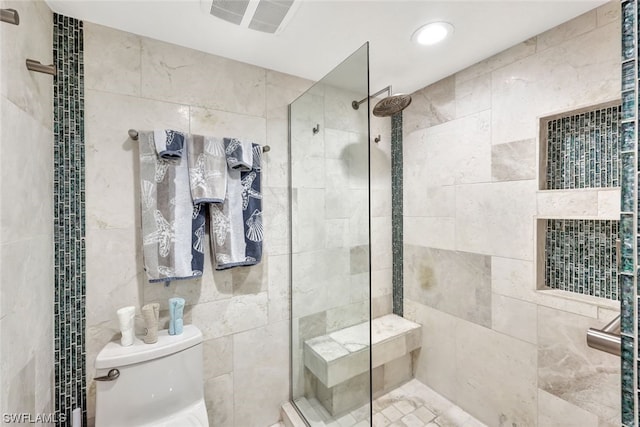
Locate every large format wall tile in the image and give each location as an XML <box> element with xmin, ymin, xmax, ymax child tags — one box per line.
<box><xmin>85</xmin><ymin>89</ymin><xmax>189</xmax><ymax>230</ymax></box>
<box><xmin>404</xmin><ymin>245</ymin><xmax>491</xmax><ymax>328</ymax></box>
<box><xmin>538</xmin><ymin>305</ymin><xmax>620</xmax><ymax>425</ymax></box>
<box><xmin>84</xmin><ymin>22</ymin><xmax>141</xmax><ymax>97</ymax></box>
<box><xmin>455</xmin><ymin>180</ymin><xmax>537</xmax><ymax>260</ymax></box>
<box><xmin>141</xmin><ymin>37</ymin><xmax>266</xmax><ymax>117</ymax></box>
<box><xmin>455</xmin><ymin>319</ymin><xmax>537</xmax><ymax>426</ymax></box>
<box><xmin>491</xmin><ymin>22</ymin><xmax>619</xmax><ymax>145</ymax></box>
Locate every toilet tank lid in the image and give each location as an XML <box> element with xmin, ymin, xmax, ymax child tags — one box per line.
<box><xmin>95</xmin><ymin>325</ymin><xmax>203</xmax><ymax>369</ymax></box>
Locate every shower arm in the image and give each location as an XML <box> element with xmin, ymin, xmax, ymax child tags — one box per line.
<box><xmin>352</xmin><ymin>85</ymin><xmax>392</xmax><ymax>110</ymax></box>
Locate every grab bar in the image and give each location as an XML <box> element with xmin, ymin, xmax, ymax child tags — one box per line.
<box><xmin>586</xmin><ymin>315</ymin><xmax>621</xmax><ymax>356</ymax></box>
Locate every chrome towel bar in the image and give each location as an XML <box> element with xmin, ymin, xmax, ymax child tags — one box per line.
<box><xmin>586</xmin><ymin>314</ymin><xmax>620</xmax><ymax>356</ymax></box>
<box><xmin>127</xmin><ymin>129</ymin><xmax>271</xmax><ymax>152</ymax></box>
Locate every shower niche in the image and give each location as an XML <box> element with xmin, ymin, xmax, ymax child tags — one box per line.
<box><xmin>536</xmin><ymin>101</ymin><xmax>622</xmax><ymax>302</ymax></box>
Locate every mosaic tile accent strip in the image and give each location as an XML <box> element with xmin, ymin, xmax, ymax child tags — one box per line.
<box><xmin>544</xmin><ymin>105</ymin><xmax>620</xmax><ymax>190</ymax></box>
<box><xmin>391</xmin><ymin>113</ymin><xmax>403</xmax><ymax>317</ymax></box>
<box><xmin>621</xmin><ymin>0</ymin><xmax>639</xmax><ymax>424</ymax></box>
<box><xmin>53</xmin><ymin>14</ymin><xmax>86</xmax><ymax>427</ymax></box>
<box><xmin>544</xmin><ymin>219</ymin><xmax>619</xmax><ymax>300</ymax></box>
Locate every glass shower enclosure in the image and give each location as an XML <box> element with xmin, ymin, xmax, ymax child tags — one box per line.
<box><xmin>289</xmin><ymin>43</ymin><xmax>372</xmax><ymax>425</ymax></box>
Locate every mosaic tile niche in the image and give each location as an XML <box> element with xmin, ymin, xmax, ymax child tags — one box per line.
<box><xmin>620</xmin><ymin>1</ymin><xmax>638</xmax><ymax>424</ymax></box>
<box><xmin>545</xmin><ymin>219</ymin><xmax>619</xmax><ymax>300</ymax></box>
<box><xmin>541</xmin><ymin>103</ymin><xmax>622</xmax><ymax>299</ymax></box>
<box><xmin>53</xmin><ymin>14</ymin><xmax>87</xmax><ymax>426</ymax></box>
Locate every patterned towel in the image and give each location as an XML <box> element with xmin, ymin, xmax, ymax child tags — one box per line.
<box><xmin>210</xmin><ymin>142</ymin><xmax>263</xmax><ymax>270</ymax></box>
<box><xmin>153</xmin><ymin>129</ymin><xmax>185</xmax><ymax>159</ymax></box>
<box><xmin>187</xmin><ymin>135</ymin><xmax>227</xmax><ymax>204</ymax></box>
<box><xmin>224</xmin><ymin>137</ymin><xmax>253</xmax><ymax>171</ymax></box>
<box><xmin>138</xmin><ymin>131</ymin><xmax>205</xmax><ymax>283</ymax></box>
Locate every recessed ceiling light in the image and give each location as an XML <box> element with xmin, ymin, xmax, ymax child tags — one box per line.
<box><xmin>412</xmin><ymin>22</ymin><xmax>454</xmax><ymax>46</ymax></box>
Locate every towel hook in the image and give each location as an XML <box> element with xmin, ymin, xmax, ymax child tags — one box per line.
<box><xmin>312</xmin><ymin>124</ymin><xmax>320</xmax><ymax>135</ymax></box>
<box><xmin>1</xmin><ymin>8</ymin><xmax>19</xmax><ymax>25</ymax></box>
<box><xmin>26</xmin><ymin>59</ymin><xmax>56</xmax><ymax>76</ymax></box>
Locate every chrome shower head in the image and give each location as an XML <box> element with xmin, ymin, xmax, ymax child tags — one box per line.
<box><xmin>372</xmin><ymin>94</ymin><xmax>412</xmax><ymax>117</ymax></box>
<box><xmin>351</xmin><ymin>85</ymin><xmax>412</xmax><ymax>117</ymax></box>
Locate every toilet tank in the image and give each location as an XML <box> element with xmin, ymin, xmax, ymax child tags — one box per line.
<box><xmin>95</xmin><ymin>325</ymin><xmax>206</xmax><ymax>427</ymax></box>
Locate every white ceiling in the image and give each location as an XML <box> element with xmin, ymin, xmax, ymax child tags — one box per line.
<box><xmin>46</xmin><ymin>0</ymin><xmax>609</xmax><ymax>94</ymax></box>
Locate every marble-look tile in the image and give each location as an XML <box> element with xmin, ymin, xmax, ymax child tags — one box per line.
<box><xmin>537</xmin><ymin>10</ymin><xmax>597</xmax><ymax>53</ymax></box>
<box><xmin>291</xmin><ymin>251</ymin><xmax>329</xmax><ymax>319</ymax></box>
<box><xmin>596</xmin><ymin>1</ymin><xmax>620</xmax><ymax>27</ymax></box>
<box><xmin>404</xmin><ymin>76</ymin><xmax>456</xmax><ymax>133</ymax></box>
<box><xmin>403</xmin><ymin>183</ymin><xmax>455</xmax><ymax>218</ymax></box>
<box><xmin>268</xmin><ymin>254</ymin><xmax>290</xmax><ymax>323</ymax></box>
<box><xmin>349</xmin><ymin>189</ymin><xmax>370</xmax><ymax>246</ymax></box>
<box><xmin>141</xmin><ymin>36</ymin><xmax>266</xmax><ymax>117</ymax></box>
<box><xmin>292</xmin><ymin>188</ymin><xmax>326</xmax><ymax>253</ymax></box>
<box><xmin>538</xmin><ymin>388</ymin><xmax>598</xmax><ymax>427</ymax></box>
<box><xmin>204</xmin><ymin>373</ymin><xmax>234</xmax><ymax>427</ymax></box>
<box><xmin>188</xmin><ymin>292</ymin><xmax>269</xmax><ymax>340</ymax></box>
<box><xmin>491</xmin><ymin>257</ymin><xmax>535</xmax><ymax>301</ymax></box>
<box><xmin>203</xmin><ymin>336</ymin><xmax>233</xmax><ymax>380</ymax></box>
<box><xmin>455</xmin><ymin>318</ymin><xmax>537</xmax><ymax>426</ymax></box>
<box><xmin>404</xmin><ymin>111</ymin><xmax>491</xmax><ymax>187</ymax></box>
<box><xmin>404</xmin><ymin>300</ymin><xmax>457</xmax><ymax>401</ymax></box>
<box><xmin>325</xmin><ymin>301</ymin><xmax>368</xmax><ymax>333</ymax></box>
<box><xmin>491</xmin><ymin>294</ymin><xmax>538</xmax><ymax>344</ymax></box>
<box><xmin>491</xmin><ymin>24</ymin><xmax>618</xmax><ymax>145</ymax></box>
<box><xmin>324</xmin><ymin>85</ymin><xmax>368</xmax><ymax>134</ymax></box>
<box><xmin>264</xmin><ymin>115</ymin><xmax>289</xmax><ymax>188</ymax></box>
<box><xmin>597</xmin><ymin>188</ymin><xmax>621</xmax><ymax>219</ymax></box>
<box><xmin>404</xmin><ymin>245</ymin><xmax>491</xmax><ymax>327</ymax></box>
<box><xmin>84</xmin><ymin>23</ymin><xmax>141</xmax><ymax>96</ymax></box>
<box><xmin>0</xmin><ymin>0</ymin><xmax>52</xmax><ymax>128</ymax></box>
<box><xmin>383</xmin><ymin>354</ymin><xmax>412</xmax><ymax>391</ymax></box>
<box><xmin>538</xmin><ymin>306</ymin><xmax>621</xmax><ymax>423</ymax></box>
<box><xmin>371</xmin><ymin>188</ymin><xmax>391</xmax><ymax>218</ymax></box>
<box><xmin>455</xmin><ymin>73</ymin><xmax>491</xmax><ymax>119</ymax></box>
<box><xmin>455</xmin><ymin>180</ymin><xmax>537</xmax><ymax>260</ymax></box>
<box><xmin>536</xmin><ymin>189</ymin><xmax>599</xmax><ymax>218</ymax></box>
<box><xmin>86</xmin><ymin>227</ymin><xmax>144</xmax><ymax>326</ymax></box>
<box><xmin>233</xmin><ymin>321</ymin><xmax>289</xmax><ymax>426</ymax></box>
<box><xmin>371</xmin><ymin>216</ymin><xmax>392</xmax><ymax>270</ymax></box>
<box><xmin>456</xmin><ymin>38</ymin><xmax>537</xmax><ymax>84</ymax></box>
<box><xmin>266</xmin><ymin>70</ymin><xmax>311</xmax><ymax>122</ymax></box>
<box><xmin>403</xmin><ymin>217</ymin><xmax>455</xmax><ymax>251</ymax></box>
<box><xmin>190</xmin><ymin>105</ymin><xmax>266</xmax><ymax>143</ymax></box>
<box><xmin>264</xmin><ymin>187</ymin><xmax>290</xmax><ymax>256</ymax></box>
<box><xmin>0</xmin><ymin>98</ymin><xmax>53</xmax><ymax>241</ymax></box>
<box><xmin>491</xmin><ymin>139</ymin><xmax>536</xmax><ymax>181</ymax></box>
<box><xmin>85</xmin><ymin>89</ymin><xmax>189</xmax><ymax>230</ymax></box>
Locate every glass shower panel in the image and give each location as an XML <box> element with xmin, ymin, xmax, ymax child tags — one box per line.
<box><xmin>289</xmin><ymin>43</ymin><xmax>371</xmax><ymax>425</ymax></box>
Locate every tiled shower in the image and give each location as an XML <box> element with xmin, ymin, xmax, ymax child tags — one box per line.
<box><xmin>1</xmin><ymin>1</ymin><xmax>639</xmax><ymax>427</ymax></box>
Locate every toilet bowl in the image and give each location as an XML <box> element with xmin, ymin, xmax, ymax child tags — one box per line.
<box><xmin>94</xmin><ymin>324</ymin><xmax>209</xmax><ymax>427</ymax></box>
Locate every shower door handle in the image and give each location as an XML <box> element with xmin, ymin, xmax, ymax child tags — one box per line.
<box><xmin>94</xmin><ymin>369</ymin><xmax>120</xmax><ymax>381</ymax></box>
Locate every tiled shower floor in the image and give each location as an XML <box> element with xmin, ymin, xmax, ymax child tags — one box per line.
<box><xmin>293</xmin><ymin>379</ymin><xmax>486</xmax><ymax>427</ymax></box>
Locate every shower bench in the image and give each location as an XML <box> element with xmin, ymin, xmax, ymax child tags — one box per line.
<box><xmin>303</xmin><ymin>314</ymin><xmax>422</xmax><ymax>416</ymax></box>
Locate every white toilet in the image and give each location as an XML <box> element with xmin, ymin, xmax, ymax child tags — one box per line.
<box><xmin>94</xmin><ymin>324</ymin><xmax>209</xmax><ymax>427</ymax></box>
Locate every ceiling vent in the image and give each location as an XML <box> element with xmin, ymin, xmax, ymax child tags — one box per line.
<box><xmin>209</xmin><ymin>0</ymin><xmax>297</xmax><ymax>34</ymax></box>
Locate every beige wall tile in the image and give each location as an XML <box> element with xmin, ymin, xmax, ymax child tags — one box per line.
<box><xmin>491</xmin><ymin>23</ymin><xmax>619</xmax><ymax>145</ymax></box>
<box><xmin>538</xmin><ymin>306</ymin><xmax>620</xmax><ymax>423</ymax></box>
<box><xmin>233</xmin><ymin>321</ymin><xmax>289</xmax><ymax>426</ymax></box>
<box><xmin>455</xmin><ymin>73</ymin><xmax>491</xmax><ymax>119</ymax></box>
<box><xmin>455</xmin><ymin>318</ymin><xmax>537</xmax><ymax>426</ymax></box>
<box><xmin>492</xmin><ymin>294</ymin><xmax>538</xmax><ymax>344</ymax></box>
<box><xmin>84</xmin><ymin>23</ymin><xmax>141</xmax><ymax>96</ymax></box>
<box><xmin>537</xmin><ymin>189</ymin><xmax>599</xmax><ymax>218</ymax></box>
<box><xmin>455</xmin><ymin>180</ymin><xmax>537</xmax><ymax>260</ymax></box>
<box><xmin>538</xmin><ymin>388</ymin><xmax>599</xmax><ymax>427</ymax></box>
<box><xmin>536</xmin><ymin>10</ymin><xmax>597</xmax><ymax>53</ymax></box>
<box><xmin>140</xmin><ymin>37</ymin><xmax>266</xmax><ymax>117</ymax></box>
